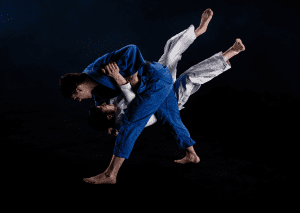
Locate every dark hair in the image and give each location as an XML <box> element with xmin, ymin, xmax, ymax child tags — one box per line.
<box><xmin>59</xmin><ymin>73</ymin><xmax>89</xmax><ymax>99</ymax></box>
<box><xmin>87</xmin><ymin>106</ymin><xmax>116</xmax><ymax>131</ymax></box>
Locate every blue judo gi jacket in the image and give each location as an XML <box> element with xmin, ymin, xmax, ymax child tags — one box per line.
<box><xmin>83</xmin><ymin>45</ymin><xmax>195</xmax><ymax>159</ymax></box>
<box><xmin>83</xmin><ymin>45</ymin><xmax>149</xmax><ymax>106</ymax></box>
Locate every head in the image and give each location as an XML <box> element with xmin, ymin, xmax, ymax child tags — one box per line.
<box><xmin>87</xmin><ymin>102</ymin><xmax>118</xmax><ymax>131</ymax></box>
<box><xmin>59</xmin><ymin>73</ymin><xmax>97</xmax><ymax>101</ymax></box>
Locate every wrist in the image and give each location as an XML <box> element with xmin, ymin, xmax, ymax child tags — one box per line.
<box><xmin>114</xmin><ymin>74</ymin><xmax>128</xmax><ymax>86</ymax></box>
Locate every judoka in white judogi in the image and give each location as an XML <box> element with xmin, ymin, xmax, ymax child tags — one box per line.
<box><xmin>109</xmin><ymin>24</ymin><xmax>231</xmax><ymax>134</ymax></box>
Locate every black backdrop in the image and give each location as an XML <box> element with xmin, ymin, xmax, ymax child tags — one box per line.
<box><xmin>1</xmin><ymin>0</ymin><xmax>299</xmax><ymax>203</ymax></box>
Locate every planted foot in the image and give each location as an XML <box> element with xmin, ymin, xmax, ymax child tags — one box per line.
<box><xmin>174</xmin><ymin>154</ymin><xmax>200</xmax><ymax>164</ymax></box>
<box><xmin>83</xmin><ymin>172</ymin><xmax>116</xmax><ymax>184</ymax></box>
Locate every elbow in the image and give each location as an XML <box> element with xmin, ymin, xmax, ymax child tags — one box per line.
<box><xmin>126</xmin><ymin>45</ymin><xmax>139</xmax><ymax>52</ymax></box>
<box><xmin>127</xmin><ymin>44</ymin><xmax>137</xmax><ymax>48</ymax></box>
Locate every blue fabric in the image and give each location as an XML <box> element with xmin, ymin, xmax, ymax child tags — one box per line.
<box><xmin>154</xmin><ymin>85</ymin><xmax>196</xmax><ymax>151</ymax></box>
<box><xmin>113</xmin><ymin>61</ymin><xmax>195</xmax><ymax>159</ymax></box>
<box><xmin>83</xmin><ymin>44</ymin><xmax>196</xmax><ymax>159</ymax></box>
<box><xmin>83</xmin><ymin>44</ymin><xmax>161</xmax><ymax>106</ymax></box>
<box><xmin>83</xmin><ymin>44</ymin><xmax>146</xmax><ymax>91</ymax></box>
<box><xmin>92</xmin><ymin>93</ymin><xmax>106</xmax><ymax>107</ymax></box>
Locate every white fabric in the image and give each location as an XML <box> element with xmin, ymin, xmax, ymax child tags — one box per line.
<box><xmin>111</xmin><ymin>24</ymin><xmax>231</xmax><ymax>131</ymax></box>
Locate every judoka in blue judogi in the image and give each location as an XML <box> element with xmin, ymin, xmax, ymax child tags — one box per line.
<box><xmin>83</xmin><ymin>44</ymin><xmax>196</xmax><ymax>159</ymax></box>
<box><xmin>60</xmin><ymin>8</ymin><xmax>245</xmax><ymax>184</ymax></box>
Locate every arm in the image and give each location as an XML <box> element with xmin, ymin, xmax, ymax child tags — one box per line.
<box><xmin>102</xmin><ymin>61</ymin><xmax>137</xmax><ymax>103</ymax></box>
<box><xmin>127</xmin><ymin>71</ymin><xmax>141</xmax><ymax>91</ymax></box>
<box><xmin>82</xmin><ymin>45</ymin><xmax>146</xmax><ymax>91</ymax></box>
<box><xmin>113</xmin><ymin>68</ymin><xmax>140</xmax><ymax>93</ymax></box>
<box><xmin>116</xmin><ymin>72</ymin><xmax>158</xmax><ymax>128</ymax></box>
<box><xmin>103</xmin><ymin>62</ymin><xmax>158</xmax><ymax>134</ymax></box>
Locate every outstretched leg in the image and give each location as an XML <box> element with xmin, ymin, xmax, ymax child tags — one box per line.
<box><xmin>173</xmin><ymin>38</ymin><xmax>246</xmax><ymax>110</ymax></box>
<box><xmin>158</xmin><ymin>8</ymin><xmax>214</xmax><ymax>84</ymax></box>
<box><xmin>154</xmin><ymin>85</ymin><xmax>200</xmax><ymax>164</ymax></box>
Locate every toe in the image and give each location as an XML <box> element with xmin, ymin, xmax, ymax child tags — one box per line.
<box><xmin>174</xmin><ymin>159</ymin><xmax>181</xmax><ymax>163</ymax></box>
<box><xmin>83</xmin><ymin>178</ymin><xmax>91</xmax><ymax>183</ymax></box>
<box><xmin>83</xmin><ymin>177</ymin><xmax>96</xmax><ymax>184</ymax></box>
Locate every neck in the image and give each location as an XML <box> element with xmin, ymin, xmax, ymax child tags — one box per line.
<box><xmin>85</xmin><ymin>78</ymin><xmax>99</xmax><ymax>92</ymax></box>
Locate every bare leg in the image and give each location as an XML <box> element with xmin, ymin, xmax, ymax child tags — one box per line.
<box><xmin>194</xmin><ymin>8</ymin><xmax>213</xmax><ymax>37</ymax></box>
<box><xmin>222</xmin><ymin>38</ymin><xmax>246</xmax><ymax>65</ymax></box>
<box><xmin>174</xmin><ymin>145</ymin><xmax>200</xmax><ymax>164</ymax></box>
<box><xmin>83</xmin><ymin>155</ymin><xmax>125</xmax><ymax>184</ymax></box>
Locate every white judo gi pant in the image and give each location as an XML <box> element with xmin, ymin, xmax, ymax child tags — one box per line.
<box><xmin>158</xmin><ymin>24</ymin><xmax>231</xmax><ymax>111</ymax></box>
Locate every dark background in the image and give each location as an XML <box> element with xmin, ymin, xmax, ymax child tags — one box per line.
<box><xmin>1</xmin><ymin>0</ymin><xmax>299</xmax><ymax>202</ymax></box>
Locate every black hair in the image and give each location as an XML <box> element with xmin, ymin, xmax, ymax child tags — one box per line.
<box><xmin>87</xmin><ymin>106</ymin><xmax>116</xmax><ymax>131</ymax></box>
<box><xmin>59</xmin><ymin>73</ymin><xmax>89</xmax><ymax>99</ymax></box>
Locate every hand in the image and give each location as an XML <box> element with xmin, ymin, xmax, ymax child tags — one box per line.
<box><xmin>129</xmin><ymin>72</ymin><xmax>139</xmax><ymax>86</ymax></box>
<box><xmin>101</xmin><ymin>61</ymin><xmax>120</xmax><ymax>79</ymax></box>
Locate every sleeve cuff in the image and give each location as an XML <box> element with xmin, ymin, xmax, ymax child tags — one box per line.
<box><xmin>118</xmin><ymin>81</ymin><xmax>131</xmax><ymax>89</ymax></box>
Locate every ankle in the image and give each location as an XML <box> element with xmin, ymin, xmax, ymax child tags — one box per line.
<box><xmin>105</xmin><ymin>168</ymin><xmax>117</xmax><ymax>177</ymax></box>
<box><xmin>186</xmin><ymin>150</ymin><xmax>196</xmax><ymax>157</ymax></box>
<box><xmin>105</xmin><ymin>171</ymin><xmax>117</xmax><ymax>178</ymax></box>
<box><xmin>194</xmin><ymin>30</ymin><xmax>201</xmax><ymax>38</ymax></box>
<box><xmin>195</xmin><ymin>25</ymin><xmax>207</xmax><ymax>35</ymax></box>
<box><xmin>186</xmin><ymin>153</ymin><xmax>197</xmax><ymax>160</ymax></box>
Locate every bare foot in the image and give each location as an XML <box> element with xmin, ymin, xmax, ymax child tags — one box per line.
<box><xmin>83</xmin><ymin>172</ymin><xmax>116</xmax><ymax>184</ymax></box>
<box><xmin>231</xmin><ymin>38</ymin><xmax>246</xmax><ymax>53</ymax></box>
<box><xmin>195</xmin><ymin>8</ymin><xmax>213</xmax><ymax>36</ymax></box>
<box><xmin>174</xmin><ymin>154</ymin><xmax>200</xmax><ymax>164</ymax></box>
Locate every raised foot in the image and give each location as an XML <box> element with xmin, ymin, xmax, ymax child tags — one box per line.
<box><xmin>83</xmin><ymin>172</ymin><xmax>116</xmax><ymax>184</ymax></box>
<box><xmin>232</xmin><ymin>38</ymin><xmax>246</xmax><ymax>53</ymax></box>
<box><xmin>174</xmin><ymin>155</ymin><xmax>200</xmax><ymax>164</ymax></box>
<box><xmin>195</xmin><ymin>8</ymin><xmax>214</xmax><ymax>36</ymax></box>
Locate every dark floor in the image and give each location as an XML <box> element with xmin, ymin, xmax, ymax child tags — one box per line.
<box><xmin>1</xmin><ymin>87</ymin><xmax>298</xmax><ymax>201</ymax></box>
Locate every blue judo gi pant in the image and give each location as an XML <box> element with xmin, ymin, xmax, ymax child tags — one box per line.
<box><xmin>113</xmin><ymin>61</ymin><xmax>196</xmax><ymax>159</ymax></box>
